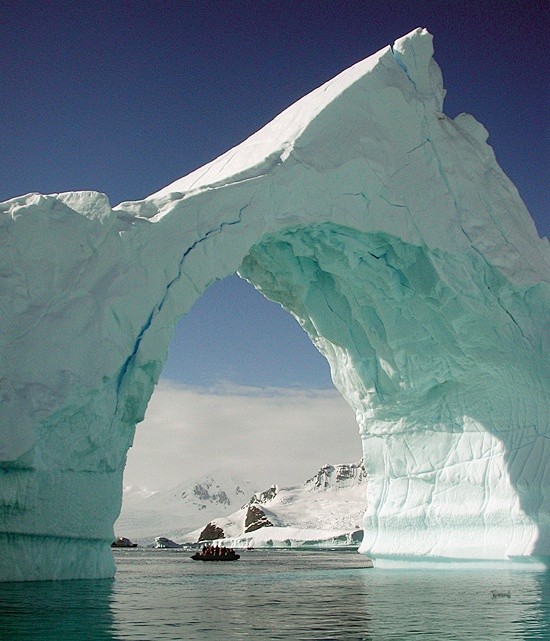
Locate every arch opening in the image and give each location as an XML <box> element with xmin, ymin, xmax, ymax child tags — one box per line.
<box><xmin>116</xmin><ymin>273</ymin><xmax>363</xmax><ymax>544</ymax></box>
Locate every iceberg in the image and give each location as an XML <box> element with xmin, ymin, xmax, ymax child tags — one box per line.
<box><xmin>0</xmin><ymin>28</ymin><xmax>548</xmax><ymax>580</ymax></box>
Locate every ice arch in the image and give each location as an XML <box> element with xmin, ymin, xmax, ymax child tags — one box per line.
<box><xmin>1</xmin><ymin>29</ymin><xmax>548</xmax><ymax>580</ymax></box>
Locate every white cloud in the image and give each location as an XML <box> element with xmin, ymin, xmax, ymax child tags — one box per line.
<box><xmin>123</xmin><ymin>379</ymin><xmax>362</xmax><ymax>492</ymax></box>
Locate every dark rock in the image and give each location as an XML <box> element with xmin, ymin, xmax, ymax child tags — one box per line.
<box><xmin>244</xmin><ymin>504</ymin><xmax>274</xmax><ymax>533</ymax></box>
<box><xmin>305</xmin><ymin>461</ymin><xmax>366</xmax><ymax>489</ymax></box>
<box><xmin>111</xmin><ymin>537</ymin><xmax>137</xmax><ymax>548</ymax></box>
<box><xmin>198</xmin><ymin>522</ymin><xmax>225</xmax><ymax>541</ymax></box>
<box><xmin>307</xmin><ymin>464</ymin><xmax>335</xmax><ymax>488</ymax></box>
<box><xmin>250</xmin><ymin>484</ymin><xmax>278</xmax><ymax>504</ymax></box>
<box><xmin>336</xmin><ymin>462</ymin><xmax>366</xmax><ymax>483</ymax></box>
<box><xmin>193</xmin><ymin>483</ymin><xmax>230</xmax><ymax>505</ymax></box>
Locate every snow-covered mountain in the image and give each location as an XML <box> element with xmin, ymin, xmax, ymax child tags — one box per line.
<box><xmin>116</xmin><ymin>462</ymin><xmax>368</xmax><ymax>548</ymax></box>
<box><xmin>115</xmin><ymin>471</ymin><xmax>253</xmax><ymax>544</ymax></box>
<box><xmin>157</xmin><ymin>461</ymin><xmax>367</xmax><ymax>549</ymax></box>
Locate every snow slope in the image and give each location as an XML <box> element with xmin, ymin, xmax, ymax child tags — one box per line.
<box><xmin>164</xmin><ymin>462</ymin><xmax>367</xmax><ymax>548</ymax></box>
<box><xmin>115</xmin><ymin>472</ymin><xmax>252</xmax><ymax>543</ymax></box>
<box><xmin>1</xmin><ymin>28</ymin><xmax>548</xmax><ymax>580</ymax></box>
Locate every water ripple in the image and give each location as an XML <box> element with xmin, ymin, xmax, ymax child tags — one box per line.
<box><xmin>0</xmin><ymin>549</ymin><xmax>548</xmax><ymax>640</ymax></box>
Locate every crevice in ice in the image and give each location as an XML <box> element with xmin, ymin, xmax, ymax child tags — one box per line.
<box><xmin>390</xmin><ymin>45</ymin><xmax>417</xmax><ymax>93</ymax></box>
<box><xmin>406</xmin><ymin>140</ymin><xmax>430</xmax><ymax>155</ymax></box>
<box><xmin>532</xmin><ymin>427</ymin><xmax>550</xmax><ymax>441</ymax></box>
<box><xmin>424</xmin><ymin>136</ymin><xmax>535</xmax><ymax>351</ymax></box>
<box><xmin>114</xmin><ymin>197</ymin><xmax>252</xmax><ymax>403</ymax></box>
<box><xmin>115</xmin><ymin>309</ymin><xmax>156</xmax><ymax>396</ymax></box>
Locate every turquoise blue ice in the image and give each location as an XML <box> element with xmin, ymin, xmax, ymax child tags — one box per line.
<box><xmin>1</xmin><ymin>28</ymin><xmax>548</xmax><ymax>580</ymax></box>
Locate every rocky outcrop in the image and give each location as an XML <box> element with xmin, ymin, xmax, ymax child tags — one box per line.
<box><xmin>305</xmin><ymin>462</ymin><xmax>366</xmax><ymax>490</ymax></box>
<box><xmin>250</xmin><ymin>485</ymin><xmax>278</xmax><ymax>504</ymax></box>
<box><xmin>191</xmin><ymin>483</ymin><xmax>230</xmax><ymax>505</ymax></box>
<box><xmin>198</xmin><ymin>522</ymin><xmax>226</xmax><ymax>542</ymax></box>
<box><xmin>244</xmin><ymin>505</ymin><xmax>274</xmax><ymax>533</ymax></box>
<box><xmin>111</xmin><ymin>537</ymin><xmax>137</xmax><ymax>548</ymax></box>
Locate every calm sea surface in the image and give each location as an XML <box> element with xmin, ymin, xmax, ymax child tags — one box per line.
<box><xmin>1</xmin><ymin>548</ymin><xmax>548</xmax><ymax>640</ymax></box>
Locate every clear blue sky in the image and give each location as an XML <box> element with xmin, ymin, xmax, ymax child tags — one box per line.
<box><xmin>2</xmin><ymin>1</ymin><xmax>548</xmax><ymax>390</ymax></box>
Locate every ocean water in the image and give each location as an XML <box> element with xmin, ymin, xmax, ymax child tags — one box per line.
<box><xmin>1</xmin><ymin>548</ymin><xmax>548</xmax><ymax>640</ymax></box>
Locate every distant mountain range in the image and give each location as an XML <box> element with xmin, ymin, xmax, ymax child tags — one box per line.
<box><xmin>116</xmin><ymin>462</ymin><xmax>367</xmax><ymax>548</ymax></box>
<box><xmin>115</xmin><ymin>470</ymin><xmax>253</xmax><ymax>544</ymax></box>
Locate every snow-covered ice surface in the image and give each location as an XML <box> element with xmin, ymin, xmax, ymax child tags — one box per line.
<box><xmin>1</xmin><ymin>28</ymin><xmax>548</xmax><ymax>580</ymax></box>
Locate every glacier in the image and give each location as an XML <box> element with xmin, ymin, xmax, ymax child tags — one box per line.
<box><xmin>1</xmin><ymin>28</ymin><xmax>548</xmax><ymax>580</ymax></box>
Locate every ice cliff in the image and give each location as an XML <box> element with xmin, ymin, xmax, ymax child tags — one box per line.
<box><xmin>1</xmin><ymin>28</ymin><xmax>548</xmax><ymax>580</ymax></box>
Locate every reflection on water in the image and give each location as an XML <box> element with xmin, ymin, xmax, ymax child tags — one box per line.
<box><xmin>359</xmin><ymin>568</ymin><xmax>550</xmax><ymax>641</ymax></box>
<box><xmin>0</xmin><ymin>577</ymin><xmax>115</xmax><ymax>640</ymax></box>
<box><xmin>0</xmin><ymin>549</ymin><xmax>548</xmax><ymax>640</ymax></box>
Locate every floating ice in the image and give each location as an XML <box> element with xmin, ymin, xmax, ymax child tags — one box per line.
<box><xmin>1</xmin><ymin>28</ymin><xmax>548</xmax><ymax>580</ymax></box>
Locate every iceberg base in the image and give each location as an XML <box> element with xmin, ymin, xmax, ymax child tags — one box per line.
<box><xmin>0</xmin><ymin>534</ymin><xmax>116</xmax><ymax>582</ymax></box>
<box><xmin>366</xmin><ymin>554</ymin><xmax>549</xmax><ymax>571</ymax></box>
